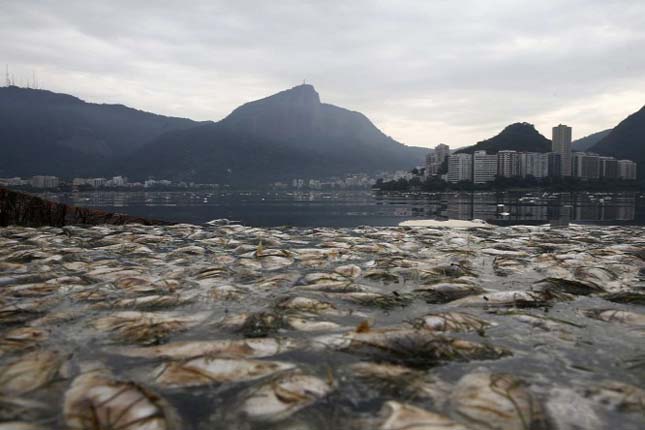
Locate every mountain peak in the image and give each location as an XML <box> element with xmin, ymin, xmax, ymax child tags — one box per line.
<box><xmin>264</xmin><ymin>83</ymin><xmax>321</xmax><ymax>106</ymax></box>
<box><xmin>457</xmin><ymin>121</ymin><xmax>551</xmax><ymax>154</ymax></box>
<box><xmin>501</xmin><ymin>122</ymin><xmax>539</xmax><ymax>133</ymax></box>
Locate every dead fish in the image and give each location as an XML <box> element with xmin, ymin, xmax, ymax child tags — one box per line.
<box><xmin>582</xmin><ymin>380</ymin><xmax>645</xmax><ymax>413</ymax></box>
<box><xmin>339</xmin><ymin>292</ymin><xmax>414</xmax><ymax>310</ymax></box>
<box><xmin>376</xmin><ymin>401</ymin><xmax>469</xmax><ymax>430</ymax></box>
<box><xmin>350</xmin><ymin>362</ymin><xmax>450</xmax><ymax>402</ymax></box>
<box><xmin>285</xmin><ymin>317</ymin><xmax>341</xmax><ymax>332</ymax></box>
<box><xmin>152</xmin><ymin>357</ymin><xmax>295</xmax><ymax>388</ymax></box>
<box><xmin>363</xmin><ymin>269</ymin><xmax>401</xmax><ymax>283</ymax></box>
<box><xmin>0</xmin><ymin>299</ymin><xmax>51</xmax><ymax>325</ymax></box>
<box><xmin>0</xmin><ymin>283</ymin><xmax>60</xmax><ymax>298</ymax></box>
<box><xmin>450</xmin><ymin>290</ymin><xmax>570</xmax><ymax>308</ymax></box>
<box><xmin>583</xmin><ymin>309</ymin><xmax>645</xmax><ymax>327</ymax></box>
<box><xmin>168</xmin><ymin>245</ymin><xmax>207</xmax><ymax>256</ymax></box>
<box><xmin>450</xmin><ymin>370</ymin><xmax>546</xmax><ymax>430</ymax></box>
<box><xmin>114</xmin><ymin>277</ymin><xmax>179</xmax><ymax>295</ymax></box>
<box><xmin>313</xmin><ymin>328</ymin><xmax>510</xmax><ymax>368</ymax></box>
<box><xmin>0</xmin><ymin>327</ymin><xmax>48</xmax><ymax>356</ymax></box>
<box><xmin>93</xmin><ymin>311</ymin><xmax>211</xmax><ymax>344</ymax></box>
<box><xmin>238</xmin><ymin>371</ymin><xmax>333</xmax><ymax>422</ymax></box>
<box><xmin>412</xmin><ymin>312</ymin><xmax>492</xmax><ymax>334</ymax></box>
<box><xmin>275</xmin><ymin>296</ymin><xmax>342</xmax><ymax>315</ymax></box>
<box><xmin>334</xmin><ymin>264</ymin><xmax>362</xmax><ymax>278</ymax></box>
<box><xmin>93</xmin><ymin>293</ymin><xmax>195</xmax><ymax>310</ymax></box>
<box><xmin>493</xmin><ymin>256</ymin><xmax>529</xmax><ymax>277</ymax></box>
<box><xmin>533</xmin><ymin>277</ymin><xmax>604</xmax><ymax>296</ymax></box>
<box><xmin>239</xmin><ymin>253</ymin><xmax>294</xmax><ymax>271</ymax></box>
<box><xmin>210</xmin><ymin>284</ymin><xmax>247</xmax><ymax>300</ymax></box>
<box><xmin>237</xmin><ymin>311</ymin><xmax>289</xmax><ymax>338</ymax></box>
<box><xmin>417</xmin><ymin>263</ymin><xmax>475</xmax><ymax>281</ymax></box>
<box><xmin>0</xmin><ymin>350</ymin><xmax>65</xmax><ymax>396</ymax></box>
<box><xmin>414</xmin><ymin>283</ymin><xmax>485</xmax><ymax>304</ymax></box>
<box><xmin>64</xmin><ymin>364</ymin><xmax>179</xmax><ymax>430</ymax></box>
<box><xmin>110</xmin><ymin>337</ymin><xmax>300</xmax><ymax>360</ymax></box>
<box><xmin>296</xmin><ymin>272</ymin><xmax>354</xmax><ymax>291</ymax></box>
<box><xmin>601</xmin><ymin>291</ymin><xmax>645</xmax><ymax>305</ymax></box>
<box><xmin>544</xmin><ymin>387</ymin><xmax>603</xmax><ymax>430</ymax></box>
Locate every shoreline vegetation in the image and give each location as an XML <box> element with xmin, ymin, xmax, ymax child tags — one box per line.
<box><xmin>374</xmin><ymin>175</ymin><xmax>644</xmax><ymax>193</ymax></box>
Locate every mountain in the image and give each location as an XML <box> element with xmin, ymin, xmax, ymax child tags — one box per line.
<box><xmin>122</xmin><ymin>84</ymin><xmax>428</xmax><ymax>184</ymax></box>
<box><xmin>589</xmin><ymin>105</ymin><xmax>645</xmax><ymax>168</ymax></box>
<box><xmin>456</xmin><ymin>122</ymin><xmax>551</xmax><ymax>154</ymax></box>
<box><xmin>572</xmin><ymin>129</ymin><xmax>612</xmax><ymax>151</ymax></box>
<box><xmin>0</xmin><ymin>86</ymin><xmax>203</xmax><ymax>177</ymax></box>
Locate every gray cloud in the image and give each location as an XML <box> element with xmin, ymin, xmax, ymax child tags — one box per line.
<box><xmin>2</xmin><ymin>0</ymin><xmax>644</xmax><ymax>148</ymax></box>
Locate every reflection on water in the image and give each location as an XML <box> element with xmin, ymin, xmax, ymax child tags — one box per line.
<box><xmin>38</xmin><ymin>190</ymin><xmax>645</xmax><ymax>227</ymax></box>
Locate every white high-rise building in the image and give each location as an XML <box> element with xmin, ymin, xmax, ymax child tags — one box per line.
<box><xmin>537</xmin><ymin>153</ymin><xmax>551</xmax><ymax>178</ymax></box>
<box><xmin>572</xmin><ymin>152</ymin><xmax>601</xmax><ymax>180</ymax></box>
<box><xmin>447</xmin><ymin>153</ymin><xmax>472</xmax><ymax>183</ymax></box>
<box><xmin>497</xmin><ymin>150</ymin><xmax>519</xmax><ymax>177</ymax></box>
<box><xmin>435</xmin><ymin>144</ymin><xmax>450</xmax><ymax>163</ymax></box>
<box><xmin>552</xmin><ymin>124</ymin><xmax>572</xmax><ymax>176</ymax></box>
<box><xmin>618</xmin><ymin>160</ymin><xmax>638</xmax><ymax>180</ymax></box>
<box><xmin>30</xmin><ymin>176</ymin><xmax>59</xmax><ymax>188</ymax></box>
<box><xmin>519</xmin><ymin>152</ymin><xmax>543</xmax><ymax>178</ymax></box>
<box><xmin>425</xmin><ymin>143</ymin><xmax>451</xmax><ymax>177</ymax></box>
<box><xmin>473</xmin><ymin>151</ymin><xmax>497</xmax><ymax>184</ymax></box>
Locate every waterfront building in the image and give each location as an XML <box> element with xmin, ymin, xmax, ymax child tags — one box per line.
<box><xmin>30</xmin><ymin>175</ymin><xmax>59</xmax><ymax>188</ymax></box>
<box><xmin>0</xmin><ymin>177</ymin><xmax>29</xmax><ymax>186</ymax></box>
<box><xmin>87</xmin><ymin>178</ymin><xmax>107</xmax><ymax>188</ymax></box>
<box><xmin>425</xmin><ymin>143</ymin><xmax>450</xmax><ymax>176</ymax></box>
<box><xmin>497</xmin><ymin>150</ymin><xmax>520</xmax><ymax>177</ymax></box>
<box><xmin>618</xmin><ymin>160</ymin><xmax>638</xmax><ymax>180</ymax></box>
<box><xmin>546</xmin><ymin>152</ymin><xmax>562</xmax><ymax>177</ymax></box>
<box><xmin>519</xmin><ymin>152</ymin><xmax>543</xmax><ymax>178</ymax></box>
<box><xmin>572</xmin><ymin>152</ymin><xmax>601</xmax><ymax>180</ymax></box>
<box><xmin>447</xmin><ymin>153</ymin><xmax>472</xmax><ymax>183</ymax></box>
<box><xmin>473</xmin><ymin>150</ymin><xmax>497</xmax><ymax>184</ymax></box>
<box><xmin>425</xmin><ymin>153</ymin><xmax>435</xmax><ymax>176</ymax></box>
<box><xmin>552</xmin><ymin>124</ymin><xmax>572</xmax><ymax>176</ymax></box>
<box><xmin>599</xmin><ymin>157</ymin><xmax>619</xmax><ymax>179</ymax></box>
<box><xmin>108</xmin><ymin>176</ymin><xmax>128</xmax><ymax>187</ymax></box>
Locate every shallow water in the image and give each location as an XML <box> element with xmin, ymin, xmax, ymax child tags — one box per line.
<box><xmin>1</xmin><ymin>222</ymin><xmax>644</xmax><ymax>429</ymax></box>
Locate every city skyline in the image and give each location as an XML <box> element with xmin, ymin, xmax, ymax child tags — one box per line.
<box><xmin>2</xmin><ymin>1</ymin><xmax>645</xmax><ymax>149</ymax></box>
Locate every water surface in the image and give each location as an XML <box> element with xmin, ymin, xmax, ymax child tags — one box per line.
<box><xmin>39</xmin><ymin>190</ymin><xmax>645</xmax><ymax>227</ymax></box>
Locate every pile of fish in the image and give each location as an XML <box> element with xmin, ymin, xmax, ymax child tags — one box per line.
<box><xmin>0</xmin><ymin>222</ymin><xmax>644</xmax><ymax>429</ymax></box>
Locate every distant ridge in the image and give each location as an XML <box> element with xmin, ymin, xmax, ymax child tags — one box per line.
<box><xmin>589</xmin><ymin>105</ymin><xmax>645</xmax><ymax>170</ymax></box>
<box><xmin>572</xmin><ymin>129</ymin><xmax>612</xmax><ymax>152</ymax></box>
<box><xmin>0</xmin><ymin>86</ymin><xmax>203</xmax><ymax>177</ymax></box>
<box><xmin>456</xmin><ymin>122</ymin><xmax>551</xmax><ymax>155</ymax></box>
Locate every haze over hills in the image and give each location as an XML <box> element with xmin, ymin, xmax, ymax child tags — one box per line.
<box><xmin>572</xmin><ymin>129</ymin><xmax>612</xmax><ymax>152</ymax></box>
<box><xmin>0</xmin><ymin>86</ymin><xmax>203</xmax><ymax>177</ymax></box>
<box><xmin>455</xmin><ymin>122</ymin><xmax>552</xmax><ymax>155</ymax></box>
<box><xmin>0</xmin><ymin>84</ymin><xmax>427</xmax><ymax>184</ymax></box>
<box><xmin>589</xmin><ymin>105</ymin><xmax>645</xmax><ymax>167</ymax></box>
<box><xmin>121</xmin><ymin>84</ymin><xmax>428</xmax><ymax>184</ymax></box>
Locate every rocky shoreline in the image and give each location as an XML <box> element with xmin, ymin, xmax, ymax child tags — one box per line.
<box><xmin>0</xmin><ymin>187</ymin><xmax>171</xmax><ymax>227</ymax></box>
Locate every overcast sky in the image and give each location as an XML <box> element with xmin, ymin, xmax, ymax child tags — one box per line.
<box><xmin>2</xmin><ymin>0</ymin><xmax>644</xmax><ymax>148</ymax></box>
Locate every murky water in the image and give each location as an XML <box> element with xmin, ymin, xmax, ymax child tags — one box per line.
<box><xmin>37</xmin><ymin>190</ymin><xmax>645</xmax><ymax>227</ymax></box>
<box><xmin>1</xmin><ymin>222</ymin><xmax>643</xmax><ymax>429</ymax></box>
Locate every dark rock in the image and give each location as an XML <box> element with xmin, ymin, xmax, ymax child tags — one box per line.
<box><xmin>0</xmin><ymin>187</ymin><xmax>172</xmax><ymax>227</ymax></box>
